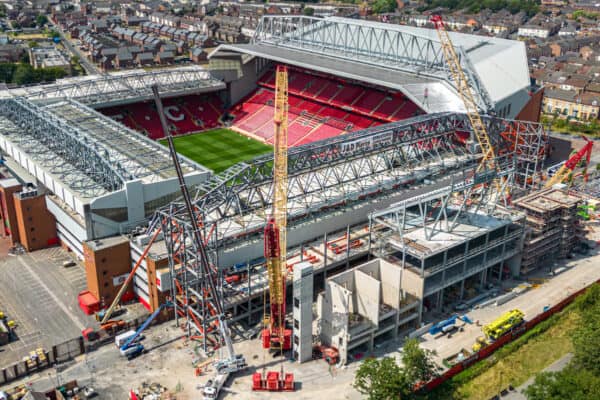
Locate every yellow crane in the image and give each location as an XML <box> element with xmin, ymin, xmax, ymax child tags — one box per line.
<box><xmin>254</xmin><ymin>65</ymin><xmax>296</xmax><ymax>392</ymax></box>
<box><xmin>431</xmin><ymin>15</ymin><xmax>496</xmax><ymax>172</ymax></box>
<box><xmin>273</xmin><ymin>65</ymin><xmax>289</xmax><ymax>268</ymax></box>
<box><xmin>261</xmin><ymin>65</ymin><xmax>291</xmax><ymax>352</ymax></box>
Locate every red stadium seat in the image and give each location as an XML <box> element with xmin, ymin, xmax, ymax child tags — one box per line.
<box><xmin>97</xmin><ymin>66</ymin><xmax>422</xmax><ymax>147</ymax></box>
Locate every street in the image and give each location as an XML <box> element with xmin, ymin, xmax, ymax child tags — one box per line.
<box><xmin>48</xmin><ymin>19</ymin><xmax>100</xmax><ymax>75</ymax></box>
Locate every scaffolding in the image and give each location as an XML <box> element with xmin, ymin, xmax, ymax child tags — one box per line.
<box><xmin>513</xmin><ymin>188</ymin><xmax>584</xmax><ymax>274</ymax></box>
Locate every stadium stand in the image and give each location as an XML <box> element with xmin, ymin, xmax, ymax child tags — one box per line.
<box><xmin>230</xmin><ymin>66</ymin><xmax>423</xmax><ymax>146</ymax></box>
<box><xmin>99</xmin><ymin>93</ymin><xmax>225</xmax><ymax>139</ymax></box>
<box><xmin>99</xmin><ymin>65</ymin><xmax>422</xmax><ymax>146</ymax></box>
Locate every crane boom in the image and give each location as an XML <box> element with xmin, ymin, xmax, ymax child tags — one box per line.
<box><xmin>151</xmin><ymin>85</ymin><xmax>244</xmax><ymax>372</ymax></box>
<box><xmin>545</xmin><ymin>138</ymin><xmax>593</xmax><ymax>188</ymax></box>
<box><xmin>431</xmin><ymin>15</ymin><xmax>496</xmax><ymax>171</ymax></box>
<box><xmin>100</xmin><ymin>227</ymin><xmax>162</xmax><ymax>324</ymax></box>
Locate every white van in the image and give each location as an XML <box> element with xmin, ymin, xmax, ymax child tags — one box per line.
<box><xmin>115</xmin><ymin>330</ymin><xmax>137</xmax><ymax>348</ymax></box>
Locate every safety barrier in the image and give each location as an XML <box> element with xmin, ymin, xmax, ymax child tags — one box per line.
<box><xmin>424</xmin><ymin>278</ymin><xmax>600</xmax><ymax>392</ymax></box>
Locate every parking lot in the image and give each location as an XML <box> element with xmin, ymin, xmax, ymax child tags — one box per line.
<box><xmin>0</xmin><ymin>238</ymin><xmax>98</xmax><ymax>365</ymax></box>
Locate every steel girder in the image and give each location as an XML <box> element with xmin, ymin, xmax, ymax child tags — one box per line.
<box><xmin>159</xmin><ymin>113</ymin><xmax>546</xmax><ymax>244</ymax></box>
<box><xmin>252</xmin><ymin>16</ymin><xmax>493</xmax><ymax>111</ymax></box>
<box><xmin>0</xmin><ymin>97</ymin><xmax>126</xmax><ymax>196</ymax></box>
<box><xmin>371</xmin><ymin>156</ymin><xmax>516</xmax><ymax>244</ymax></box>
<box><xmin>161</xmin><ymin>114</ymin><xmax>474</xmax><ymax>247</ymax></box>
<box><xmin>7</xmin><ymin>67</ymin><xmax>224</xmax><ymax>106</ymax></box>
<box><xmin>42</xmin><ymin>99</ymin><xmax>187</xmax><ymax>180</ymax></box>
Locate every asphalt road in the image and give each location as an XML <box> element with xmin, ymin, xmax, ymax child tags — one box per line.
<box><xmin>49</xmin><ymin>20</ymin><xmax>100</xmax><ymax>75</ymax></box>
<box><xmin>0</xmin><ymin>242</ymin><xmax>98</xmax><ymax>365</ymax></box>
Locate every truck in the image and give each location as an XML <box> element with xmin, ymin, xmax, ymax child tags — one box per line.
<box><xmin>203</xmin><ymin>373</ymin><xmax>229</xmax><ymax>400</ymax></box>
<box><xmin>120</xmin><ymin>343</ymin><xmax>144</xmax><ymax>360</ymax></box>
<box><xmin>115</xmin><ymin>330</ymin><xmax>137</xmax><ymax>348</ymax></box>
<box><xmin>483</xmin><ymin>309</ymin><xmax>524</xmax><ymax>341</ymax></box>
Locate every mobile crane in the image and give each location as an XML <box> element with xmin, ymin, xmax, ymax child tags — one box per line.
<box><xmin>545</xmin><ymin>137</ymin><xmax>593</xmax><ymax>188</ymax></box>
<box><xmin>151</xmin><ymin>85</ymin><xmax>246</xmax><ymax>399</ymax></box>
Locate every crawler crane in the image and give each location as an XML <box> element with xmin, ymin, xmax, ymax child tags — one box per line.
<box><xmin>253</xmin><ymin>65</ymin><xmax>295</xmax><ymax>392</ymax></box>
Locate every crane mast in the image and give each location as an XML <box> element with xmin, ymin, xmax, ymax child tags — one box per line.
<box><xmin>431</xmin><ymin>15</ymin><xmax>496</xmax><ymax>172</ymax></box>
<box><xmin>262</xmin><ymin>65</ymin><xmax>292</xmax><ymax>351</ymax></box>
<box><xmin>151</xmin><ymin>85</ymin><xmax>245</xmax><ymax>376</ymax></box>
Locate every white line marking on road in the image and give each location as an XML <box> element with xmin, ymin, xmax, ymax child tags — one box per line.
<box><xmin>17</xmin><ymin>256</ymin><xmax>85</xmax><ymax>331</ymax></box>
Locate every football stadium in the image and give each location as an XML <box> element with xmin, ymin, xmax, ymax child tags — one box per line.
<box><xmin>0</xmin><ymin>16</ymin><xmax>547</xmax><ymax>324</ymax></box>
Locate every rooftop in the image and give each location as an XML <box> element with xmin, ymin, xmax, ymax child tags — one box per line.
<box><xmin>218</xmin><ymin>15</ymin><xmax>530</xmax><ymax>112</ymax></box>
<box><xmin>0</xmin><ymin>97</ymin><xmax>206</xmax><ymax>201</ymax></box>
<box><xmin>514</xmin><ymin>188</ymin><xmax>583</xmax><ymax>212</ymax></box>
<box><xmin>386</xmin><ymin>210</ymin><xmax>516</xmax><ymax>258</ymax></box>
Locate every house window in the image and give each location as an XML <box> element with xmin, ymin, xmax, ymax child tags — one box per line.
<box><xmin>294</xmin><ymin>297</ymin><xmax>300</xmax><ymax>309</ymax></box>
<box><xmin>294</xmin><ymin>319</ymin><xmax>299</xmax><ymax>329</ymax></box>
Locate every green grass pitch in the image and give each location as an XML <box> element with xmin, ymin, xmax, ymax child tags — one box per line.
<box><xmin>160</xmin><ymin>128</ymin><xmax>272</xmax><ymax>173</ymax></box>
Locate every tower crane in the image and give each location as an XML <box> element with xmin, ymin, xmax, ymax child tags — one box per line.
<box><xmin>253</xmin><ymin>65</ymin><xmax>295</xmax><ymax>392</ymax></box>
<box><xmin>545</xmin><ymin>137</ymin><xmax>593</xmax><ymax>188</ymax></box>
<box><xmin>262</xmin><ymin>65</ymin><xmax>292</xmax><ymax>352</ymax></box>
<box><xmin>430</xmin><ymin>15</ymin><xmax>496</xmax><ymax>173</ymax></box>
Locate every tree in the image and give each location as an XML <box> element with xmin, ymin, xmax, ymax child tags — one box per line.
<box><xmin>354</xmin><ymin>357</ymin><xmax>407</xmax><ymax>400</ymax></box>
<box><xmin>372</xmin><ymin>0</ymin><xmax>397</xmax><ymax>14</ymax></box>
<box><xmin>353</xmin><ymin>339</ymin><xmax>438</xmax><ymax>400</ymax></box>
<box><xmin>28</xmin><ymin>40</ymin><xmax>38</xmax><ymax>48</ymax></box>
<box><xmin>36</xmin><ymin>14</ymin><xmax>48</xmax><ymax>27</ymax></box>
<box><xmin>524</xmin><ymin>367</ymin><xmax>600</xmax><ymax>400</ymax></box>
<box><xmin>303</xmin><ymin>7</ymin><xmax>315</xmax><ymax>16</ymax></box>
<box><xmin>12</xmin><ymin>63</ymin><xmax>36</xmax><ymax>85</ymax></box>
<box><xmin>401</xmin><ymin>338</ymin><xmax>438</xmax><ymax>385</ymax></box>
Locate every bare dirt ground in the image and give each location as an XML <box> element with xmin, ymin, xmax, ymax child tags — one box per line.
<box><xmin>2</xmin><ymin>231</ymin><xmax>599</xmax><ymax>399</ymax></box>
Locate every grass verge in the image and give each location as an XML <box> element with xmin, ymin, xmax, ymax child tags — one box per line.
<box><xmin>160</xmin><ymin>128</ymin><xmax>271</xmax><ymax>173</ymax></box>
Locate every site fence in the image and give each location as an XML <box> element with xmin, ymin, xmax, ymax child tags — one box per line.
<box><xmin>423</xmin><ymin>278</ymin><xmax>600</xmax><ymax>392</ymax></box>
<box><xmin>0</xmin><ymin>311</ymin><xmax>170</xmax><ymax>386</ymax></box>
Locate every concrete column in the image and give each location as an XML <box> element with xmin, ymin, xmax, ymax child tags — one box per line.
<box><xmin>125</xmin><ymin>180</ymin><xmax>144</xmax><ymax>223</ymax></box>
<box><xmin>293</xmin><ymin>262</ymin><xmax>314</xmax><ymax>363</ymax></box>
<box><xmin>460</xmin><ymin>241</ymin><xmax>470</xmax><ymax>300</ymax></box>
<box><xmin>323</xmin><ymin>232</ymin><xmax>328</xmax><ymax>272</ymax></box>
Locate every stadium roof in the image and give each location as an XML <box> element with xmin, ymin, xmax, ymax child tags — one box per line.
<box><xmin>0</xmin><ymin>97</ymin><xmax>205</xmax><ymax>201</ymax></box>
<box><xmin>213</xmin><ymin>16</ymin><xmax>530</xmax><ymax>113</ymax></box>
<box><xmin>1</xmin><ymin>66</ymin><xmax>225</xmax><ymax>108</ymax></box>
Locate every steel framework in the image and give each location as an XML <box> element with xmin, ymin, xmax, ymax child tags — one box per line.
<box><xmin>0</xmin><ymin>96</ymin><xmax>201</xmax><ymax>199</ymax></box>
<box><xmin>370</xmin><ymin>158</ymin><xmax>514</xmax><ymax>245</ymax></box>
<box><xmin>252</xmin><ymin>15</ymin><xmax>493</xmax><ymax>110</ymax></box>
<box><xmin>1</xmin><ymin>66</ymin><xmax>224</xmax><ymax>107</ymax></box>
<box><xmin>155</xmin><ymin>112</ymin><xmax>547</xmax><ymax>350</ymax></box>
<box><xmin>0</xmin><ymin>97</ymin><xmax>126</xmax><ymax>197</ymax></box>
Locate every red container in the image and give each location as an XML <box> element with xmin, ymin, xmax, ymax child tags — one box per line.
<box><xmin>266</xmin><ymin>371</ymin><xmax>279</xmax><ymax>391</ymax></box>
<box><xmin>252</xmin><ymin>373</ymin><xmax>263</xmax><ymax>390</ymax></box>
<box><xmin>284</xmin><ymin>373</ymin><xmax>294</xmax><ymax>391</ymax></box>
<box><xmin>78</xmin><ymin>290</ymin><xmax>100</xmax><ymax>315</ymax></box>
<box><xmin>262</xmin><ymin>329</ymin><xmax>270</xmax><ymax>348</ymax></box>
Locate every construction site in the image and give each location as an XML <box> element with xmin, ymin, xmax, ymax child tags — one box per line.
<box><xmin>1</xmin><ymin>14</ymin><xmax>599</xmax><ymax>400</ymax></box>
